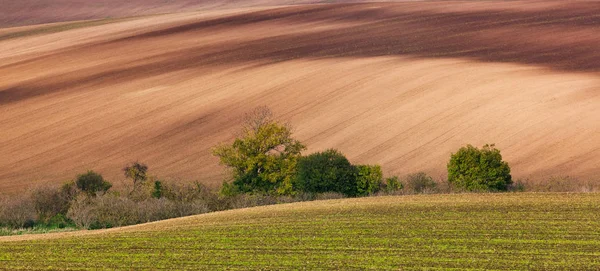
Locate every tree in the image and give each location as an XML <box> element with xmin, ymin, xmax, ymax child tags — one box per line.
<box><xmin>294</xmin><ymin>149</ymin><xmax>359</xmax><ymax>196</ymax></box>
<box><xmin>213</xmin><ymin>107</ymin><xmax>305</xmax><ymax>195</ymax></box>
<box><xmin>447</xmin><ymin>144</ymin><xmax>512</xmax><ymax>191</ymax></box>
<box><xmin>75</xmin><ymin>170</ymin><xmax>112</xmax><ymax>196</ymax></box>
<box><xmin>355</xmin><ymin>164</ymin><xmax>383</xmax><ymax>196</ymax></box>
<box><xmin>123</xmin><ymin>162</ymin><xmax>148</xmax><ymax>186</ymax></box>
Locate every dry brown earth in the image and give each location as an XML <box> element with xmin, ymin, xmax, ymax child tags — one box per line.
<box><xmin>1</xmin><ymin>2</ymin><xmax>599</xmax><ymax>192</ymax></box>
<box><xmin>0</xmin><ymin>0</ymin><xmax>376</xmax><ymax>28</ymax></box>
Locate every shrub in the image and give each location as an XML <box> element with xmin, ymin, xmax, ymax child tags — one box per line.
<box><xmin>67</xmin><ymin>193</ymin><xmax>210</xmax><ymax>229</ymax></box>
<box><xmin>213</xmin><ymin>107</ymin><xmax>305</xmax><ymax>195</ymax></box>
<box><xmin>529</xmin><ymin>176</ymin><xmax>594</xmax><ymax>192</ymax></box>
<box><xmin>46</xmin><ymin>214</ymin><xmax>75</xmax><ymax>229</ymax></box>
<box><xmin>123</xmin><ymin>162</ymin><xmax>148</xmax><ymax>186</ymax></box>
<box><xmin>384</xmin><ymin>176</ymin><xmax>403</xmax><ymax>193</ymax></box>
<box><xmin>127</xmin><ymin>181</ymin><xmax>153</xmax><ymax>202</ymax></box>
<box><xmin>162</xmin><ymin>182</ymin><xmax>209</xmax><ymax>202</ymax></box>
<box><xmin>60</xmin><ymin>181</ymin><xmax>79</xmax><ymax>206</ymax></box>
<box><xmin>29</xmin><ymin>184</ymin><xmax>74</xmax><ymax>222</ymax></box>
<box><xmin>67</xmin><ymin>194</ymin><xmax>127</xmax><ymax>229</ymax></box>
<box><xmin>0</xmin><ymin>197</ymin><xmax>36</xmax><ymax>228</ymax></box>
<box><xmin>76</xmin><ymin>171</ymin><xmax>112</xmax><ymax>196</ymax></box>
<box><xmin>160</xmin><ymin>182</ymin><xmax>220</xmax><ymax>210</ymax></box>
<box><xmin>355</xmin><ymin>165</ymin><xmax>383</xmax><ymax>196</ymax></box>
<box><xmin>164</xmin><ymin>199</ymin><xmax>210</xmax><ymax>218</ymax></box>
<box><xmin>406</xmin><ymin>172</ymin><xmax>437</xmax><ymax>194</ymax></box>
<box><xmin>220</xmin><ymin>181</ymin><xmax>240</xmax><ymax>197</ymax></box>
<box><xmin>288</xmin><ymin>192</ymin><xmax>319</xmax><ymax>202</ymax></box>
<box><xmin>225</xmin><ymin>193</ymin><xmax>278</xmax><ymax>210</ymax></box>
<box><xmin>447</xmin><ymin>144</ymin><xmax>512</xmax><ymax>191</ymax></box>
<box><xmin>508</xmin><ymin>179</ymin><xmax>526</xmax><ymax>192</ymax></box>
<box><xmin>294</xmin><ymin>149</ymin><xmax>358</xmax><ymax>196</ymax></box>
<box><xmin>152</xmin><ymin>181</ymin><xmax>163</xmax><ymax>199</ymax></box>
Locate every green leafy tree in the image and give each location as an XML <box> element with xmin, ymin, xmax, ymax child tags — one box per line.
<box><xmin>355</xmin><ymin>165</ymin><xmax>383</xmax><ymax>196</ymax></box>
<box><xmin>447</xmin><ymin>144</ymin><xmax>512</xmax><ymax>191</ymax></box>
<box><xmin>75</xmin><ymin>170</ymin><xmax>112</xmax><ymax>196</ymax></box>
<box><xmin>213</xmin><ymin>107</ymin><xmax>305</xmax><ymax>195</ymax></box>
<box><xmin>294</xmin><ymin>149</ymin><xmax>359</xmax><ymax>196</ymax></box>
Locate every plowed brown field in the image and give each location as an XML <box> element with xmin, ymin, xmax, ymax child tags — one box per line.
<box><xmin>1</xmin><ymin>2</ymin><xmax>599</xmax><ymax>192</ymax></box>
<box><xmin>0</xmin><ymin>0</ymin><xmax>373</xmax><ymax>28</ymax></box>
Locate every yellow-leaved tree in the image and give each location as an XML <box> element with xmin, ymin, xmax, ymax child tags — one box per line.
<box><xmin>212</xmin><ymin>107</ymin><xmax>305</xmax><ymax>195</ymax></box>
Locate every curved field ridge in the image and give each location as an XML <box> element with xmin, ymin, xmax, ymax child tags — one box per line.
<box><xmin>1</xmin><ymin>2</ymin><xmax>600</xmax><ymax>191</ymax></box>
<box><xmin>1</xmin><ymin>193</ymin><xmax>600</xmax><ymax>269</ymax></box>
<box><xmin>0</xmin><ymin>0</ymin><xmax>356</xmax><ymax>28</ymax></box>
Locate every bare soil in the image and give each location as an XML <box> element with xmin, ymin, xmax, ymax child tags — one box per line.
<box><xmin>0</xmin><ymin>2</ymin><xmax>599</xmax><ymax>192</ymax></box>
<box><xmin>0</xmin><ymin>0</ymin><xmax>375</xmax><ymax>28</ymax></box>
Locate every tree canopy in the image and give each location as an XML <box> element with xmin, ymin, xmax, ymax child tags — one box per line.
<box><xmin>447</xmin><ymin>144</ymin><xmax>512</xmax><ymax>191</ymax></box>
<box><xmin>123</xmin><ymin>162</ymin><xmax>148</xmax><ymax>186</ymax></box>
<box><xmin>75</xmin><ymin>170</ymin><xmax>112</xmax><ymax>196</ymax></box>
<box><xmin>213</xmin><ymin>107</ymin><xmax>305</xmax><ymax>195</ymax></box>
<box><xmin>294</xmin><ymin>149</ymin><xmax>359</xmax><ymax>196</ymax></box>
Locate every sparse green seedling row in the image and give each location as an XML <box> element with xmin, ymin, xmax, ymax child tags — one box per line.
<box><xmin>1</xmin><ymin>193</ymin><xmax>600</xmax><ymax>270</ymax></box>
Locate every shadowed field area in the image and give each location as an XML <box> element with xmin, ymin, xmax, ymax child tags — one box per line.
<box><xmin>0</xmin><ymin>2</ymin><xmax>599</xmax><ymax>192</ymax></box>
<box><xmin>1</xmin><ymin>193</ymin><xmax>600</xmax><ymax>269</ymax></box>
<box><xmin>0</xmin><ymin>0</ymin><xmax>374</xmax><ymax>28</ymax></box>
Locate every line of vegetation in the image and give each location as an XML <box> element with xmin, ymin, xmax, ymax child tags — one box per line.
<box><xmin>0</xmin><ymin>106</ymin><xmax>584</xmax><ymax>235</ymax></box>
<box><xmin>2</xmin><ymin>194</ymin><xmax>600</xmax><ymax>270</ymax></box>
<box><xmin>213</xmin><ymin>107</ymin><xmax>513</xmax><ymax>197</ymax></box>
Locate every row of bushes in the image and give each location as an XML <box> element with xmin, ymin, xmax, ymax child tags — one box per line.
<box><xmin>0</xmin><ymin>170</ymin><xmax>350</xmax><ymax>231</ymax></box>
<box><xmin>0</xmin><ymin>168</ymin><xmax>590</xmax><ymax>232</ymax></box>
<box><xmin>214</xmin><ymin>107</ymin><xmax>513</xmax><ymax>197</ymax></box>
<box><xmin>0</xmin><ymin>164</ymin><xmax>447</xmax><ymax>231</ymax></box>
<box><xmin>0</xmin><ymin>107</ymin><xmax>515</xmax><ymax>232</ymax></box>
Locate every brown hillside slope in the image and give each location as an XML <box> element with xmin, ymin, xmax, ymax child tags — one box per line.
<box><xmin>0</xmin><ymin>2</ymin><xmax>599</xmax><ymax>192</ymax></box>
<box><xmin>0</xmin><ymin>0</ymin><xmax>375</xmax><ymax>28</ymax></box>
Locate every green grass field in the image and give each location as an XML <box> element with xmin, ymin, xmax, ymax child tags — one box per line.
<box><xmin>1</xmin><ymin>193</ymin><xmax>599</xmax><ymax>270</ymax></box>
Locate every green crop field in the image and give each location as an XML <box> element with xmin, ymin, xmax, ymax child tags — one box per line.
<box><xmin>1</xmin><ymin>193</ymin><xmax>600</xmax><ymax>270</ymax></box>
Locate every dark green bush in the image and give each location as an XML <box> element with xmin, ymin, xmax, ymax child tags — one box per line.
<box><xmin>355</xmin><ymin>165</ymin><xmax>383</xmax><ymax>196</ymax></box>
<box><xmin>384</xmin><ymin>176</ymin><xmax>403</xmax><ymax>193</ymax></box>
<box><xmin>46</xmin><ymin>214</ymin><xmax>75</xmax><ymax>229</ymax></box>
<box><xmin>294</xmin><ymin>149</ymin><xmax>358</xmax><ymax>196</ymax></box>
<box><xmin>219</xmin><ymin>181</ymin><xmax>240</xmax><ymax>197</ymax></box>
<box><xmin>447</xmin><ymin>144</ymin><xmax>512</xmax><ymax>191</ymax></box>
<box><xmin>152</xmin><ymin>181</ymin><xmax>163</xmax><ymax>199</ymax></box>
<box><xmin>75</xmin><ymin>171</ymin><xmax>112</xmax><ymax>196</ymax></box>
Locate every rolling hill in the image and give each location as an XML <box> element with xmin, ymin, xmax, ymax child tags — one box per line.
<box><xmin>1</xmin><ymin>2</ymin><xmax>599</xmax><ymax>192</ymax></box>
<box><xmin>0</xmin><ymin>0</ymin><xmax>376</xmax><ymax>28</ymax></box>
